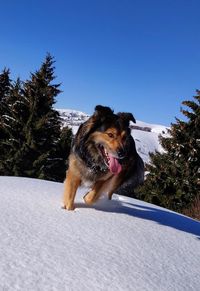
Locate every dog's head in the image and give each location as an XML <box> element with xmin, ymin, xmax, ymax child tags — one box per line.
<box><xmin>83</xmin><ymin>105</ymin><xmax>136</xmax><ymax>174</ymax></box>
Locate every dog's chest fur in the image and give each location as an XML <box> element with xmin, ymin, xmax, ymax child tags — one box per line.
<box><xmin>69</xmin><ymin>152</ymin><xmax>113</xmax><ymax>187</ymax></box>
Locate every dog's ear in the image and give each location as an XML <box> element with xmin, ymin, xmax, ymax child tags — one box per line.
<box><xmin>117</xmin><ymin>112</ymin><xmax>136</xmax><ymax>126</ymax></box>
<box><xmin>74</xmin><ymin>105</ymin><xmax>114</xmax><ymax>146</ymax></box>
<box><xmin>94</xmin><ymin>105</ymin><xmax>114</xmax><ymax>120</ymax></box>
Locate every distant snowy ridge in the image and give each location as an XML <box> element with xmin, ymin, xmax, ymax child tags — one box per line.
<box><xmin>57</xmin><ymin>108</ymin><xmax>168</xmax><ymax>163</ymax></box>
<box><xmin>57</xmin><ymin>108</ymin><xmax>89</xmax><ymax>126</ymax></box>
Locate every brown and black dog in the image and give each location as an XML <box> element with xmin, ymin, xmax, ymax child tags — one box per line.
<box><xmin>63</xmin><ymin>105</ymin><xmax>144</xmax><ymax>210</ymax></box>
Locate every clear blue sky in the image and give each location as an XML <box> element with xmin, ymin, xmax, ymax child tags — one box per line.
<box><xmin>0</xmin><ymin>0</ymin><xmax>200</xmax><ymax>125</ymax></box>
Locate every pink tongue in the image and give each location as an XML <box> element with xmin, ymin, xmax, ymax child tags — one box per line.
<box><xmin>108</xmin><ymin>155</ymin><xmax>122</xmax><ymax>174</ymax></box>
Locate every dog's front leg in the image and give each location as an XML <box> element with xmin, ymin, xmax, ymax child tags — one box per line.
<box><xmin>63</xmin><ymin>169</ymin><xmax>81</xmax><ymax>210</ymax></box>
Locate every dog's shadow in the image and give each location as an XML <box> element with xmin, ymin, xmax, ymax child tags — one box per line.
<box><xmin>75</xmin><ymin>197</ymin><xmax>200</xmax><ymax>239</ymax></box>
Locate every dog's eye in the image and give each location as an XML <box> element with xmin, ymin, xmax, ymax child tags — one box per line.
<box><xmin>107</xmin><ymin>132</ymin><xmax>114</xmax><ymax>138</ymax></box>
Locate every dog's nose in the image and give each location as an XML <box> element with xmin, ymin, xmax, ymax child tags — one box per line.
<box><xmin>117</xmin><ymin>148</ymin><xmax>125</xmax><ymax>158</ymax></box>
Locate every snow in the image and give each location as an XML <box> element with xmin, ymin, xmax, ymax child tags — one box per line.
<box><xmin>132</xmin><ymin>129</ymin><xmax>164</xmax><ymax>163</ymax></box>
<box><xmin>57</xmin><ymin>108</ymin><xmax>89</xmax><ymax>117</ymax></box>
<box><xmin>0</xmin><ymin>176</ymin><xmax>200</xmax><ymax>291</ymax></box>
<box><xmin>135</xmin><ymin>120</ymin><xmax>167</xmax><ymax>134</ymax></box>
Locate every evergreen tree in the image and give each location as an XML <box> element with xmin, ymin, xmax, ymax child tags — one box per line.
<box><xmin>137</xmin><ymin>91</ymin><xmax>200</xmax><ymax>216</ymax></box>
<box><xmin>18</xmin><ymin>53</ymin><xmax>62</xmax><ymax>179</ymax></box>
<box><xmin>45</xmin><ymin>126</ymin><xmax>73</xmax><ymax>182</ymax></box>
<box><xmin>0</xmin><ymin>68</ymin><xmax>11</xmax><ymax>130</ymax></box>
<box><xmin>1</xmin><ymin>78</ymin><xmax>30</xmax><ymax>175</ymax></box>
<box><xmin>0</xmin><ymin>69</ymin><xmax>12</xmax><ymax>173</ymax></box>
<box><xmin>0</xmin><ymin>54</ymin><xmax>72</xmax><ymax>181</ymax></box>
<box><xmin>0</xmin><ymin>68</ymin><xmax>10</xmax><ymax>102</ymax></box>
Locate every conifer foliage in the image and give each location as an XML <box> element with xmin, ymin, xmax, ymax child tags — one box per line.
<box><xmin>138</xmin><ymin>91</ymin><xmax>200</xmax><ymax>216</ymax></box>
<box><xmin>0</xmin><ymin>54</ymin><xmax>72</xmax><ymax>182</ymax></box>
<box><xmin>0</xmin><ymin>68</ymin><xmax>12</xmax><ymax>171</ymax></box>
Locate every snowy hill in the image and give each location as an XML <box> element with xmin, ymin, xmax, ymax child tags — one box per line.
<box><xmin>1</xmin><ymin>176</ymin><xmax>200</xmax><ymax>291</ymax></box>
<box><xmin>57</xmin><ymin>108</ymin><xmax>168</xmax><ymax>163</ymax></box>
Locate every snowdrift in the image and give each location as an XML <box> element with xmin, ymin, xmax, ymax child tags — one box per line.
<box><xmin>0</xmin><ymin>176</ymin><xmax>200</xmax><ymax>291</ymax></box>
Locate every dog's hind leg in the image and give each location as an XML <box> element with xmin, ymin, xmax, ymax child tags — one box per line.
<box><xmin>84</xmin><ymin>173</ymin><xmax>124</xmax><ymax>205</ymax></box>
<box><xmin>83</xmin><ymin>180</ymin><xmax>106</xmax><ymax>205</ymax></box>
<box><xmin>63</xmin><ymin>169</ymin><xmax>81</xmax><ymax>210</ymax></box>
<box><xmin>107</xmin><ymin>175</ymin><xmax>123</xmax><ymax>200</ymax></box>
<box><xmin>84</xmin><ymin>175</ymin><xmax>119</xmax><ymax>205</ymax></box>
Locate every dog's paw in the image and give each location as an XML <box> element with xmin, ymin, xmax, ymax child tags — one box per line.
<box><xmin>62</xmin><ymin>204</ymin><xmax>75</xmax><ymax>211</ymax></box>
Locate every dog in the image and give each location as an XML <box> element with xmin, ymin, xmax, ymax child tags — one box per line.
<box><xmin>63</xmin><ymin>105</ymin><xmax>144</xmax><ymax>210</ymax></box>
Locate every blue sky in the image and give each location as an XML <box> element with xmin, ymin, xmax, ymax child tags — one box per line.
<box><xmin>0</xmin><ymin>0</ymin><xmax>200</xmax><ymax>125</ymax></box>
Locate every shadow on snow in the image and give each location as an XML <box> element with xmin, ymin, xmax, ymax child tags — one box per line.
<box><xmin>75</xmin><ymin>198</ymin><xmax>200</xmax><ymax>239</ymax></box>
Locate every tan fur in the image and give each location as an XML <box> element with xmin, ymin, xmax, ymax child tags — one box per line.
<box><xmin>63</xmin><ymin>151</ymin><xmax>127</xmax><ymax>210</ymax></box>
<box><xmin>63</xmin><ymin>156</ymin><xmax>81</xmax><ymax>210</ymax></box>
<box><xmin>63</xmin><ymin>152</ymin><xmax>117</xmax><ymax>209</ymax></box>
<box><xmin>89</xmin><ymin>129</ymin><xmax>126</xmax><ymax>156</ymax></box>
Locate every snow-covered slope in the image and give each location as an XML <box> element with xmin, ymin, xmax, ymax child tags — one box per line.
<box><xmin>57</xmin><ymin>108</ymin><xmax>168</xmax><ymax>163</ymax></box>
<box><xmin>131</xmin><ymin>120</ymin><xmax>167</xmax><ymax>163</ymax></box>
<box><xmin>1</xmin><ymin>177</ymin><xmax>200</xmax><ymax>291</ymax></box>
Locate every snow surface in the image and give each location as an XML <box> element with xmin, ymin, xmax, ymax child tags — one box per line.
<box><xmin>0</xmin><ymin>176</ymin><xmax>200</xmax><ymax>291</ymax></box>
